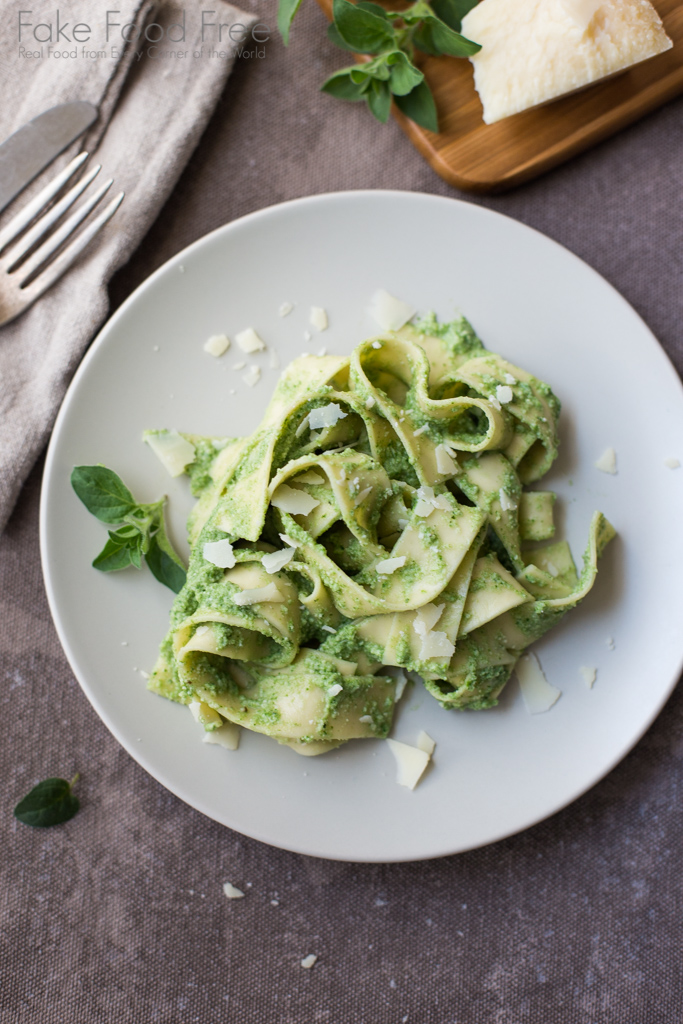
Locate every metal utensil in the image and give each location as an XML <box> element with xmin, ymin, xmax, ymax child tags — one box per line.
<box><xmin>0</xmin><ymin>152</ymin><xmax>124</xmax><ymax>327</ymax></box>
<box><xmin>0</xmin><ymin>101</ymin><xmax>98</xmax><ymax>216</ymax></box>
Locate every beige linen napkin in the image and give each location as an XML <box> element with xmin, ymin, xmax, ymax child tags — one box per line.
<box><xmin>0</xmin><ymin>0</ymin><xmax>256</xmax><ymax>532</ymax></box>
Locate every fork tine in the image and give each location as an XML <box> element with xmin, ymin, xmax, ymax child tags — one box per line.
<box><xmin>20</xmin><ymin>192</ymin><xmax>124</xmax><ymax>302</ymax></box>
<box><xmin>17</xmin><ymin>178</ymin><xmax>114</xmax><ymax>284</ymax></box>
<box><xmin>0</xmin><ymin>152</ymin><xmax>89</xmax><ymax>254</ymax></box>
<box><xmin>4</xmin><ymin>164</ymin><xmax>102</xmax><ymax>272</ymax></box>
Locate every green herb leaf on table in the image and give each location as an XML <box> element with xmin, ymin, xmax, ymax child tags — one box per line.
<box><xmin>70</xmin><ymin>465</ymin><xmax>137</xmax><ymax>523</ymax></box>
<box><xmin>278</xmin><ymin>0</ymin><xmax>304</xmax><ymax>45</ymax></box>
<box><xmin>394</xmin><ymin>79</ymin><xmax>439</xmax><ymax>132</ymax></box>
<box><xmin>280</xmin><ymin>0</ymin><xmax>480</xmax><ymax>133</ymax></box>
<box><xmin>14</xmin><ymin>775</ymin><xmax>80</xmax><ymax>828</ymax></box>
<box><xmin>332</xmin><ymin>0</ymin><xmax>397</xmax><ymax>53</ymax></box>
<box><xmin>321</xmin><ymin>67</ymin><xmax>368</xmax><ymax>99</ymax></box>
<box><xmin>327</xmin><ymin>21</ymin><xmax>364</xmax><ymax>52</ymax></box>
<box><xmin>366</xmin><ymin>78</ymin><xmax>393</xmax><ymax>122</ymax></box>
<box><xmin>430</xmin><ymin>0</ymin><xmax>479</xmax><ymax>32</ymax></box>
<box><xmin>72</xmin><ymin>465</ymin><xmax>186</xmax><ymax>593</ymax></box>
<box><xmin>412</xmin><ymin>15</ymin><xmax>481</xmax><ymax>58</ymax></box>
<box><xmin>386</xmin><ymin>50</ymin><xmax>424</xmax><ymax>96</ymax></box>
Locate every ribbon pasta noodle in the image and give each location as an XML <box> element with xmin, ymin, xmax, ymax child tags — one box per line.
<box><xmin>149</xmin><ymin>315</ymin><xmax>615</xmax><ymax>755</ymax></box>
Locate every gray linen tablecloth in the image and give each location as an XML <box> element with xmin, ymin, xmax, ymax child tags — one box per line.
<box><xmin>2</xmin><ymin>2</ymin><xmax>683</xmax><ymax>1021</ymax></box>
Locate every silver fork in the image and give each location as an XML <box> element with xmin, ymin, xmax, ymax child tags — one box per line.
<box><xmin>0</xmin><ymin>152</ymin><xmax>124</xmax><ymax>327</ymax></box>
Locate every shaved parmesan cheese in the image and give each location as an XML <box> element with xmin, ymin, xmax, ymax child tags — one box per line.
<box><xmin>271</xmin><ymin>484</ymin><xmax>320</xmax><ymax>516</ymax></box>
<box><xmin>595</xmin><ymin>447</ymin><xmax>617</xmax><ymax>474</ymax></box>
<box><xmin>495</xmin><ymin>384</ymin><xmax>514</xmax><ymax>404</ymax></box>
<box><xmin>387</xmin><ymin>738</ymin><xmax>431</xmax><ymax>790</ymax></box>
<box><xmin>269</xmin><ymin>350</ymin><xmax>280</xmax><ymax>370</ymax></box>
<box><xmin>414</xmin><ymin>485</ymin><xmax>437</xmax><ymax>518</ymax></box>
<box><xmin>317</xmin><ymin>346</ymin><xmax>327</xmax><ymax>357</ymax></box>
<box><xmin>397</xmin><ymin>518</ymin><xmax>409</xmax><ymax>530</ymax></box>
<box><xmin>310</xmin><ymin>307</ymin><xmax>328</xmax><ymax>331</ymax></box>
<box><xmin>233</xmin><ymin>583</ymin><xmax>284</xmax><ymax>606</ymax></box>
<box><xmin>516</xmin><ymin>652</ymin><xmax>561</xmax><ymax>713</ymax></box>
<box><xmin>372</xmin><ymin>341</ymin><xmax>382</xmax><ymax>350</ymax></box>
<box><xmin>354</xmin><ymin>486</ymin><xmax>373</xmax><ymax>508</ymax></box>
<box><xmin>300</xmin><ymin>955</ymin><xmax>318</xmax><ymax>969</ymax></box>
<box><xmin>235</xmin><ymin>327</ymin><xmax>266</xmax><ymax>353</ymax></box>
<box><xmin>498</xmin><ymin>488</ymin><xmax>517</xmax><ymax>512</ymax></box>
<box><xmin>435</xmin><ymin>444</ymin><xmax>458</xmax><ymax>476</ymax></box>
<box><xmin>322</xmin><ymin>625</ymin><xmax>337</xmax><ymax>634</ymax></box>
<box><xmin>223</xmin><ymin>882</ymin><xmax>245</xmax><ymax>899</ymax></box>
<box><xmin>242</xmin><ymin>365</ymin><xmax>261</xmax><ymax>388</ymax></box>
<box><xmin>579</xmin><ymin>665</ymin><xmax>597</xmax><ymax>688</ymax></box>
<box><xmin>359</xmin><ymin>714</ymin><xmax>373</xmax><ymax>724</ymax></box>
<box><xmin>278</xmin><ymin>532</ymin><xmax>300</xmax><ymax>548</ymax></box>
<box><xmin>308</xmin><ymin>403</ymin><xmax>348</xmax><ymax>430</ymax></box>
<box><xmin>417</xmin><ymin>730</ymin><xmax>436</xmax><ymax>756</ymax></box>
<box><xmin>664</xmin><ymin>457</ymin><xmax>680</xmax><ymax>469</ymax></box>
<box><xmin>296</xmin><ymin>470</ymin><xmax>325</xmax><ymax>485</ymax></box>
<box><xmin>144</xmin><ymin>429</ymin><xmax>196</xmax><ymax>477</ymax></box>
<box><xmin>418</xmin><ymin>630</ymin><xmax>455</xmax><ymax>661</ymax></box>
<box><xmin>232</xmin><ymin>361</ymin><xmax>246</xmax><ymax>370</ymax></box>
<box><xmin>413</xmin><ymin>424</ymin><xmax>429</xmax><ymax>437</ymax></box>
<box><xmin>376</xmin><ymin>555</ymin><xmax>407</xmax><ymax>575</ymax></box>
<box><xmin>394</xmin><ymin>671</ymin><xmax>408</xmax><ymax>701</ymax></box>
<box><xmin>204</xmin><ymin>333</ymin><xmax>230</xmax><ymax>357</ymax></box>
<box><xmin>365</xmin><ymin>396</ymin><xmax>376</xmax><ymax>410</ymax></box>
<box><xmin>369</xmin><ymin>290</ymin><xmax>416</xmax><ymax>331</ymax></box>
<box><xmin>203</xmin><ymin>538</ymin><xmax>236</xmax><ymax>568</ymax></box>
<box><xmin>504</xmin><ymin>372</ymin><xmax>517</xmax><ymax>385</ymax></box>
<box><xmin>262</xmin><ymin>547</ymin><xmax>295</xmax><ymax>574</ymax></box>
<box><xmin>279</xmin><ymin>302</ymin><xmax>294</xmax><ymax>317</ymax></box>
<box><xmin>414</xmin><ymin>603</ymin><xmax>445</xmax><ymax>635</ymax></box>
<box><xmin>204</xmin><ymin>722</ymin><xmax>241</xmax><ymax>750</ymax></box>
<box><xmin>328</xmin><ymin>683</ymin><xmax>343</xmax><ymax>697</ymax></box>
<box><xmin>546</xmin><ymin>561</ymin><xmax>559</xmax><ymax>577</ymax></box>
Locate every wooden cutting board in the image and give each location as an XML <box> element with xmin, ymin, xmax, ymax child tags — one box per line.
<box><xmin>314</xmin><ymin>0</ymin><xmax>683</xmax><ymax>192</ymax></box>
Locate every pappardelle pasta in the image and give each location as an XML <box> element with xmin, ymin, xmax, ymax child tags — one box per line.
<box><xmin>148</xmin><ymin>314</ymin><xmax>615</xmax><ymax>755</ymax></box>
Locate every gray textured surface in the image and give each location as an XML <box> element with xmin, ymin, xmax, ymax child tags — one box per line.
<box><xmin>3</xmin><ymin>2</ymin><xmax>683</xmax><ymax>1020</ymax></box>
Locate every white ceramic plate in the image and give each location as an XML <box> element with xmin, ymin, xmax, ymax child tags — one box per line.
<box><xmin>41</xmin><ymin>192</ymin><xmax>683</xmax><ymax>862</ymax></box>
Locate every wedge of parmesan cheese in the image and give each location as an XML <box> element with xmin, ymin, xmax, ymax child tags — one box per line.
<box><xmin>461</xmin><ymin>0</ymin><xmax>673</xmax><ymax>125</ymax></box>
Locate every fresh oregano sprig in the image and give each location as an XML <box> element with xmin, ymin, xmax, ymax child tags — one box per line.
<box><xmin>71</xmin><ymin>465</ymin><xmax>186</xmax><ymax>594</ymax></box>
<box><xmin>14</xmin><ymin>775</ymin><xmax>80</xmax><ymax>828</ymax></box>
<box><xmin>279</xmin><ymin>0</ymin><xmax>481</xmax><ymax>132</ymax></box>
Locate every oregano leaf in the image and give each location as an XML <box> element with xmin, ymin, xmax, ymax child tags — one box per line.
<box><xmin>366</xmin><ymin>78</ymin><xmax>392</xmax><ymax>123</ymax></box>
<box><xmin>14</xmin><ymin>775</ymin><xmax>80</xmax><ymax>828</ymax></box>
<box><xmin>430</xmin><ymin>0</ymin><xmax>479</xmax><ymax>32</ymax></box>
<box><xmin>277</xmin><ymin>0</ymin><xmax>304</xmax><ymax>44</ymax></box>
<box><xmin>71</xmin><ymin>466</ymin><xmax>136</xmax><ymax>524</ymax></box>
<box><xmin>394</xmin><ymin>78</ymin><xmax>439</xmax><ymax>132</ymax></box>
<box><xmin>333</xmin><ymin>0</ymin><xmax>397</xmax><ymax>54</ymax></box>
<box><xmin>146</xmin><ymin>535</ymin><xmax>187</xmax><ymax>594</ymax></box>
<box><xmin>322</xmin><ymin>68</ymin><xmax>367</xmax><ymax>100</ymax></box>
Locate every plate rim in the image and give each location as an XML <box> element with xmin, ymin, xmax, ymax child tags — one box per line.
<box><xmin>40</xmin><ymin>188</ymin><xmax>683</xmax><ymax>861</ymax></box>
